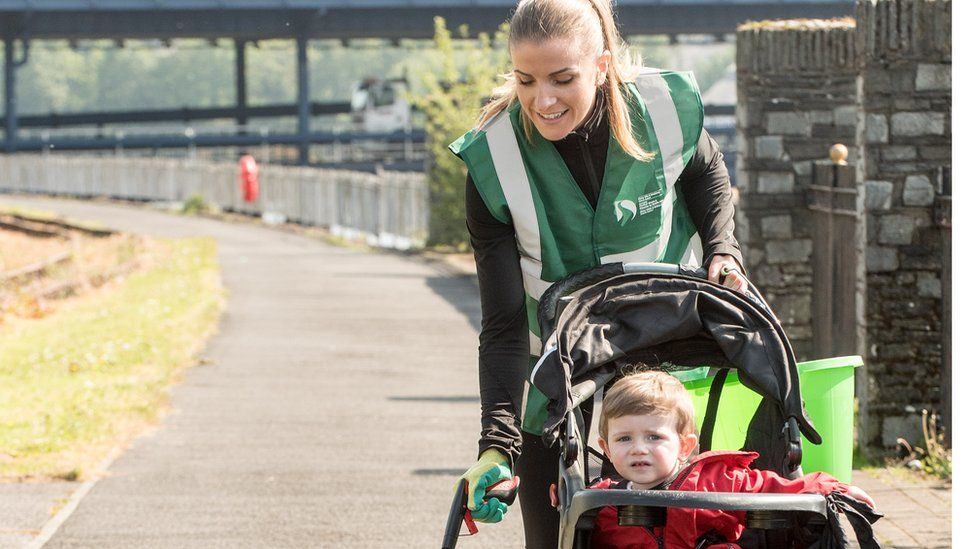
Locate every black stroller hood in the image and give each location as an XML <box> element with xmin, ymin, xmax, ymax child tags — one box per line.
<box><xmin>530</xmin><ymin>268</ymin><xmax>821</xmax><ymax>466</ymax></box>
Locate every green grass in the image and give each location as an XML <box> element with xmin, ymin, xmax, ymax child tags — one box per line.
<box><xmin>0</xmin><ymin>237</ymin><xmax>224</xmax><ymax>480</ymax></box>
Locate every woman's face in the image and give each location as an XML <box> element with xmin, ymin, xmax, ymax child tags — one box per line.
<box><xmin>510</xmin><ymin>38</ymin><xmax>610</xmax><ymax>141</ymax></box>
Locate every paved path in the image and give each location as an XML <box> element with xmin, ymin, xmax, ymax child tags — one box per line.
<box><xmin>0</xmin><ymin>195</ymin><xmax>523</xmax><ymax>548</ymax></box>
<box><xmin>852</xmin><ymin>469</ymin><xmax>951</xmax><ymax>548</ymax></box>
<box><xmin>0</xmin><ymin>195</ymin><xmax>952</xmax><ymax>548</ymax></box>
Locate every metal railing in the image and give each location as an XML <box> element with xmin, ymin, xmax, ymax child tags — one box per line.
<box><xmin>0</xmin><ymin>154</ymin><xmax>429</xmax><ymax>249</ymax></box>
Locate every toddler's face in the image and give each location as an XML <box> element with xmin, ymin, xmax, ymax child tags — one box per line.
<box><xmin>598</xmin><ymin>412</ymin><xmax>698</xmax><ymax>490</ymax></box>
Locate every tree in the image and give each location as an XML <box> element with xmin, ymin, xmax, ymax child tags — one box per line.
<box><xmin>408</xmin><ymin>17</ymin><xmax>509</xmax><ymax>248</ymax></box>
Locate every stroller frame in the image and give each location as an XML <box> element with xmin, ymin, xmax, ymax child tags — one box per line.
<box><xmin>535</xmin><ymin>263</ymin><xmax>832</xmax><ymax>549</ymax></box>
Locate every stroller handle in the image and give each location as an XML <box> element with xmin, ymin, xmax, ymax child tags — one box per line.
<box><xmin>538</xmin><ymin>262</ymin><xmax>708</xmax><ymax>342</ymax></box>
<box><xmin>441</xmin><ymin>478</ymin><xmax>520</xmax><ymax>549</ymax></box>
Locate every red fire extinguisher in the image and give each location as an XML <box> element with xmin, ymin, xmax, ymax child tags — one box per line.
<box><xmin>239</xmin><ymin>154</ymin><xmax>259</xmax><ymax>204</ymax></box>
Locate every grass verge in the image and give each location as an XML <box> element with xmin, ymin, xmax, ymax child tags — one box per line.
<box><xmin>0</xmin><ymin>237</ymin><xmax>224</xmax><ymax>480</ymax></box>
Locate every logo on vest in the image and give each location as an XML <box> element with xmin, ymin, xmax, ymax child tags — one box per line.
<box><xmin>613</xmin><ymin>200</ymin><xmax>638</xmax><ymax>226</ymax></box>
<box><xmin>614</xmin><ymin>191</ymin><xmax>664</xmax><ymax>226</ymax></box>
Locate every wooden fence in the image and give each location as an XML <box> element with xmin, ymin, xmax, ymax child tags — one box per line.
<box><xmin>0</xmin><ymin>155</ymin><xmax>429</xmax><ymax>249</ymax></box>
<box><xmin>807</xmin><ymin>160</ymin><xmax>862</xmax><ymax>358</ymax></box>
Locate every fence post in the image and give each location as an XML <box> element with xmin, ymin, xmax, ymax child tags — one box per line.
<box><xmin>808</xmin><ymin>144</ymin><xmax>861</xmax><ymax>358</ymax></box>
<box><xmin>935</xmin><ymin>166</ymin><xmax>951</xmax><ymax>446</ymax></box>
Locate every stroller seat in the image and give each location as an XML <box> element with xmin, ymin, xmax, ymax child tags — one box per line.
<box><xmin>529</xmin><ymin>262</ymin><xmax>876</xmax><ymax>549</ymax></box>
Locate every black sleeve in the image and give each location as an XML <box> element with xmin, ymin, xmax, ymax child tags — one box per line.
<box><xmin>678</xmin><ymin>129</ymin><xmax>745</xmax><ymax>272</ymax></box>
<box><xmin>466</xmin><ymin>174</ymin><xmax>528</xmax><ymax>464</ymax></box>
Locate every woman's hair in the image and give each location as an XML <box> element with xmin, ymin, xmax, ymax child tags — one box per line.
<box><xmin>599</xmin><ymin>370</ymin><xmax>697</xmax><ymax>440</ymax></box>
<box><xmin>476</xmin><ymin>0</ymin><xmax>653</xmax><ymax>161</ymax></box>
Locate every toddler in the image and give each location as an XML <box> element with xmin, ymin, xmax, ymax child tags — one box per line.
<box><xmin>590</xmin><ymin>370</ymin><xmax>875</xmax><ymax>548</ymax></box>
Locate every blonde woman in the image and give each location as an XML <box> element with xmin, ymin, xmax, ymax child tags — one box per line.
<box><xmin>449</xmin><ymin>0</ymin><xmax>748</xmax><ymax>545</ymax></box>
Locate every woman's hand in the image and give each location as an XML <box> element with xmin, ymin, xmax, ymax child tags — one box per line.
<box><xmin>707</xmin><ymin>254</ymin><xmax>750</xmax><ymax>295</ymax></box>
<box><xmin>455</xmin><ymin>449</ymin><xmax>512</xmax><ymax>523</ymax></box>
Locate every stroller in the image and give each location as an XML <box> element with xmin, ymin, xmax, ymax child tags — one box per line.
<box><xmin>529</xmin><ymin>262</ymin><xmax>881</xmax><ymax>548</ymax></box>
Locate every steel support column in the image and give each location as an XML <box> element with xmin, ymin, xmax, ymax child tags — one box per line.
<box><xmin>296</xmin><ymin>34</ymin><xmax>310</xmax><ymax>165</ymax></box>
<box><xmin>235</xmin><ymin>39</ymin><xmax>248</xmax><ymax>134</ymax></box>
<box><xmin>4</xmin><ymin>38</ymin><xmax>17</xmax><ymax>152</ymax></box>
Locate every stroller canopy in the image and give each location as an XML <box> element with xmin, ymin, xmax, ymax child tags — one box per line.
<box><xmin>530</xmin><ymin>266</ymin><xmax>821</xmax><ymax>472</ymax></box>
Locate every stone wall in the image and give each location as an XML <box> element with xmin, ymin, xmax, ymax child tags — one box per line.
<box><xmin>736</xmin><ymin>19</ymin><xmax>859</xmax><ymax>361</ymax></box>
<box><xmin>735</xmin><ymin>0</ymin><xmax>951</xmax><ymax>450</ymax></box>
<box><xmin>856</xmin><ymin>0</ymin><xmax>951</xmax><ymax>447</ymax></box>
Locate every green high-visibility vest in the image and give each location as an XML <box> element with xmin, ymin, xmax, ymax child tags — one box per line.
<box><xmin>450</xmin><ymin>69</ymin><xmax>705</xmax><ymax>435</ymax></box>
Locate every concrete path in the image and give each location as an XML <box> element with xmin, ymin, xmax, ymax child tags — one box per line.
<box><xmin>852</xmin><ymin>469</ymin><xmax>951</xmax><ymax>548</ymax></box>
<box><xmin>0</xmin><ymin>195</ymin><xmax>523</xmax><ymax>548</ymax></box>
<box><xmin>0</xmin><ymin>195</ymin><xmax>952</xmax><ymax>548</ymax></box>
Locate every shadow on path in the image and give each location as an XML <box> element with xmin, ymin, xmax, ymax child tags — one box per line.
<box><xmin>424</xmin><ymin>274</ymin><xmax>482</xmax><ymax>333</ymax></box>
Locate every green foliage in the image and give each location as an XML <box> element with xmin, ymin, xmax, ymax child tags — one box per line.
<box><xmin>889</xmin><ymin>408</ymin><xmax>952</xmax><ymax>481</ymax></box>
<box><xmin>408</xmin><ymin>18</ymin><xmax>510</xmax><ymax>248</ymax></box>
<box><xmin>182</xmin><ymin>193</ymin><xmax>207</xmax><ymax>215</ymax></box>
<box><xmin>918</xmin><ymin>409</ymin><xmax>951</xmax><ymax>479</ymax></box>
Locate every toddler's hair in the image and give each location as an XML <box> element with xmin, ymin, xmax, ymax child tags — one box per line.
<box><xmin>599</xmin><ymin>370</ymin><xmax>697</xmax><ymax>440</ymax></box>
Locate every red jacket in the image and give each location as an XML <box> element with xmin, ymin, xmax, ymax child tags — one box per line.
<box><xmin>590</xmin><ymin>450</ymin><xmax>850</xmax><ymax>549</ymax></box>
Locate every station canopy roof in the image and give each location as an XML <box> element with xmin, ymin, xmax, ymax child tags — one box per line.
<box><xmin>0</xmin><ymin>0</ymin><xmax>854</xmax><ymax>40</ymax></box>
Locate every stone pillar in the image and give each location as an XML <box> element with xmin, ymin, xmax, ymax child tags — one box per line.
<box><xmin>856</xmin><ymin>0</ymin><xmax>951</xmax><ymax>448</ymax></box>
<box><xmin>736</xmin><ymin>20</ymin><xmax>858</xmax><ymax>360</ymax></box>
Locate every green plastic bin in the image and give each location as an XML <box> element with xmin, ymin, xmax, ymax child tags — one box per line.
<box><xmin>672</xmin><ymin>356</ymin><xmax>861</xmax><ymax>483</ymax></box>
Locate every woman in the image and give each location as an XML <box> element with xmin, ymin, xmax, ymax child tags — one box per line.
<box><xmin>448</xmin><ymin>0</ymin><xmax>748</xmax><ymax>545</ymax></box>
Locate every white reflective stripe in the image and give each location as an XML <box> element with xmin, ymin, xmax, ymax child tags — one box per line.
<box><xmin>679</xmin><ymin>233</ymin><xmax>704</xmax><ymax>267</ymax></box>
<box><xmin>519</xmin><ymin>379</ymin><xmax>531</xmax><ymax>423</ymax></box>
<box><xmin>635</xmin><ymin>72</ymin><xmax>685</xmax><ymax>191</ymax></box>
<box><xmin>598</xmin><ymin>193</ymin><xmax>676</xmax><ymax>264</ymax></box>
<box><xmin>520</xmin><ymin>256</ymin><xmax>552</xmax><ymax>301</ymax></box>
<box><xmin>528</xmin><ymin>331</ymin><xmax>542</xmax><ymax>356</ymax></box>
<box><xmin>485</xmin><ymin>115</ymin><xmax>544</xmax><ymax>268</ymax></box>
<box><xmin>529</xmin><ymin>342</ymin><xmax>559</xmax><ymax>386</ymax></box>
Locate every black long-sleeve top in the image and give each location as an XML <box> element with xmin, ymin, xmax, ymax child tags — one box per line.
<box><xmin>465</xmin><ymin>102</ymin><xmax>742</xmax><ymax>464</ymax></box>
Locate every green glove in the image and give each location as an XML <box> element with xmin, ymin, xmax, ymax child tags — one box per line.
<box><xmin>456</xmin><ymin>448</ymin><xmax>512</xmax><ymax>523</ymax></box>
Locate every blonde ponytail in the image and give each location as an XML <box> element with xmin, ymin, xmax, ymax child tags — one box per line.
<box><xmin>476</xmin><ymin>0</ymin><xmax>653</xmax><ymax>162</ymax></box>
<box><xmin>584</xmin><ymin>0</ymin><xmax>653</xmax><ymax>162</ymax></box>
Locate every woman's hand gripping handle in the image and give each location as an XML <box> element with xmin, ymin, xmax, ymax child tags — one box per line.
<box><xmin>708</xmin><ymin>253</ymin><xmax>750</xmax><ymax>296</ymax></box>
<box><xmin>443</xmin><ymin>450</ymin><xmax>519</xmax><ymax>548</ymax></box>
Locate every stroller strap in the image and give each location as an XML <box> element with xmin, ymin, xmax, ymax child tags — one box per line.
<box><xmin>699</xmin><ymin>368</ymin><xmax>730</xmax><ymax>453</ymax></box>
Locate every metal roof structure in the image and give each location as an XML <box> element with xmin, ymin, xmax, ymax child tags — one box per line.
<box><xmin>0</xmin><ymin>0</ymin><xmax>855</xmax><ymax>165</ymax></box>
<box><xmin>0</xmin><ymin>1</ymin><xmax>855</xmax><ymax>39</ymax></box>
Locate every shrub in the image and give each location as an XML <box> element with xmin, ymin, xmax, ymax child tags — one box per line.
<box><xmin>182</xmin><ymin>193</ymin><xmax>207</xmax><ymax>215</ymax></box>
<box><xmin>409</xmin><ymin>18</ymin><xmax>510</xmax><ymax>248</ymax></box>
